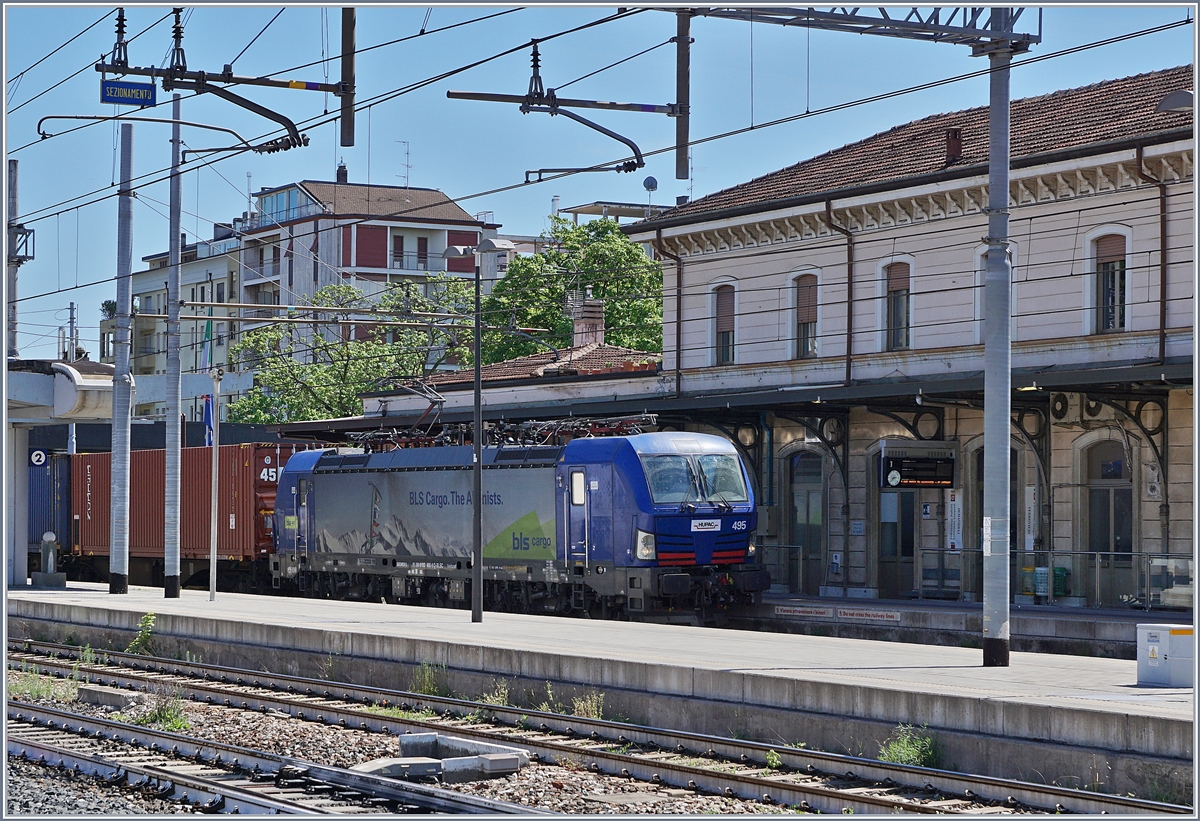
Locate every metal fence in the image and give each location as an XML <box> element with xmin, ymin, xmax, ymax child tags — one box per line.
<box><xmin>758</xmin><ymin>543</ymin><xmax>1193</xmax><ymax>610</ymax></box>
<box><xmin>918</xmin><ymin>548</ymin><xmax>1193</xmax><ymax>610</ymax></box>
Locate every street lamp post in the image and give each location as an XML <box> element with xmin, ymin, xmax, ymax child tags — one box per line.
<box><xmin>443</xmin><ymin>238</ymin><xmax>515</xmax><ymax>623</ymax></box>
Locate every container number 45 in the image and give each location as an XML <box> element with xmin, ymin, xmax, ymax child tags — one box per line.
<box><xmin>259</xmin><ymin>468</ymin><xmax>278</xmax><ymax>482</ymax></box>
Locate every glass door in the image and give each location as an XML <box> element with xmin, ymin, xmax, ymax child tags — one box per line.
<box><xmin>879</xmin><ymin>489</ymin><xmax>915</xmax><ymax>599</ymax></box>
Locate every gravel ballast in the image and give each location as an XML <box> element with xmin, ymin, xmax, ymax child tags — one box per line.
<box><xmin>8</xmin><ymin>692</ymin><xmax>792</xmax><ymax>814</ymax></box>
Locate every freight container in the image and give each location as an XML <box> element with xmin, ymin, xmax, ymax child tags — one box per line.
<box><xmin>71</xmin><ymin>444</ymin><xmax>306</xmax><ymax>562</ymax></box>
<box><xmin>28</xmin><ymin>452</ymin><xmax>71</xmax><ymax>552</ymax></box>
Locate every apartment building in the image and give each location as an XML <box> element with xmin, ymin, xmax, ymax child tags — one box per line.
<box><xmin>623</xmin><ymin>66</ymin><xmax>1194</xmax><ymax>608</ymax></box>
<box><xmin>100</xmin><ymin>227</ymin><xmax>240</xmax><ymax>420</ymax></box>
<box><xmin>103</xmin><ymin>166</ymin><xmax>492</xmax><ymax>418</ymax></box>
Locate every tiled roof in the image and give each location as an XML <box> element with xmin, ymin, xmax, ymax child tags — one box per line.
<box><xmin>299</xmin><ymin>181</ymin><xmax>479</xmax><ymax>224</ymax></box>
<box><xmin>639</xmin><ymin>65</ymin><xmax>1193</xmax><ymax>225</ymax></box>
<box><xmin>425</xmin><ymin>343</ymin><xmax>660</xmax><ymax>387</ymax></box>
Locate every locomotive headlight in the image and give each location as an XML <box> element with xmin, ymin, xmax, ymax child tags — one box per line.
<box><xmin>747</xmin><ymin>543</ymin><xmax>756</xmax><ymax>556</ymax></box>
<box><xmin>635</xmin><ymin>529</ymin><xmax>656</xmax><ymax>561</ymax></box>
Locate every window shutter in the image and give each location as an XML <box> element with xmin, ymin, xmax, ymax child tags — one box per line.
<box><xmin>886</xmin><ymin>262</ymin><xmax>910</xmax><ymax>292</ymax></box>
<box><xmin>1095</xmin><ymin>234</ymin><xmax>1125</xmax><ymax>265</ymax></box>
<box><xmin>716</xmin><ymin>285</ymin><xmax>735</xmax><ymax>332</ymax></box>
<box><xmin>356</xmin><ymin>225</ymin><xmax>388</xmax><ymax>268</ymax></box>
<box><xmin>796</xmin><ymin>275</ymin><xmax>817</xmax><ymax>324</ymax></box>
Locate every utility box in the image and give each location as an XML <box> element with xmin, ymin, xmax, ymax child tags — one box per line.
<box><xmin>1137</xmin><ymin>624</ymin><xmax>1194</xmax><ymax>687</ymax></box>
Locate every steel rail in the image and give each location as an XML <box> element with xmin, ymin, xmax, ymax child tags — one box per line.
<box><xmin>8</xmin><ymin>731</ymin><xmax>332</xmax><ymax>814</ymax></box>
<box><xmin>13</xmin><ymin>641</ymin><xmax>1187</xmax><ymax>815</ymax></box>
<box><xmin>7</xmin><ymin>699</ymin><xmax>539</xmax><ymax>815</ymax></box>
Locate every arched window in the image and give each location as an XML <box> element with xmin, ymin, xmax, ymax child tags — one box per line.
<box><xmin>1094</xmin><ymin>234</ymin><xmax>1126</xmax><ymax>333</ymax></box>
<box><xmin>795</xmin><ymin>274</ymin><xmax>818</xmax><ymax>359</ymax></box>
<box><xmin>1087</xmin><ymin>440</ymin><xmax>1132</xmax><ymax>555</ymax></box>
<box><xmin>885</xmin><ymin>262</ymin><xmax>910</xmax><ymax>351</ymax></box>
<box><xmin>715</xmin><ymin>284</ymin><xmax>735</xmax><ymax>364</ymax></box>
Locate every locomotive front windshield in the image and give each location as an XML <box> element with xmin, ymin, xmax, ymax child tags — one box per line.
<box><xmin>641</xmin><ymin>453</ymin><xmax>748</xmax><ymax>504</ymax></box>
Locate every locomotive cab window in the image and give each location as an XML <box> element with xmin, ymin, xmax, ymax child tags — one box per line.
<box><xmin>696</xmin><ymin>454</ymin><xmax>749</xmax><ymax>502</ymax></box>
<box><xmin>298</xmin><ymin>479</ymin><xmax>307</xmax><ymax>504</ymax></box>
<box><xmin>570</xmin><ymin>471</ymin><xmax>587</xmax><ymax>506</ymax></box>
<box><xmin>641</xmin><ymin>455</ymin><xmax>697</xmax><ymax>504</ymax></box>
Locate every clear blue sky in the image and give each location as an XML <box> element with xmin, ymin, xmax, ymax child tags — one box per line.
<box><xmin>4</xmin><ymin>4</ymin><xmax>1194</xmax><ymax>359</ymax></box>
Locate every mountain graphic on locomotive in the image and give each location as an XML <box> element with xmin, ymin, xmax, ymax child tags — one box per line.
<box><xmin>273</xmin><ymin>432</ymin><xmax>770</xmax><ymax>621</ymax></box>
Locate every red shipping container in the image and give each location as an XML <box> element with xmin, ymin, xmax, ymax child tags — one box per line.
<box><xmin>71</xmin><ymin>444</ymin><xmax>307</xmax><ymax>563</ymax></box>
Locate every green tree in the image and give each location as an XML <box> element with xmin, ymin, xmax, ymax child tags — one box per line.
<box><xmin>226</xmin><ymin>277</ymin><xmax>473</xmax><ymax>424</ymax></box>
<box><xmin>480</xmin><ymin>216</ymin><xmax>662</xmax><ymax>363</ymax></box>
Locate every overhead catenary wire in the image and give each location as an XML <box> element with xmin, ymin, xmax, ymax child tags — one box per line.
<box><xmin>6</xmin><ymin>6</ymin><xmax>116</xmax><ymax>100</ymax></box>
<box><xmin>8</xmin><ymin>9</ymin><xmax>174</xmax><ymax>114</ymax></box>
<box><xmin>10</xmin><ymin>15</ymin><xmax>1189</xmax><ymax>234</ymax></box>
<box><xmin>229</xmin><ymin>8</ymin><xmax>285</xmax><ymax>68</ymax></box>
<box><xmin>7</xmin><ymin>6</ymin><xmax>526</xmax><ymax>157</ymax></box>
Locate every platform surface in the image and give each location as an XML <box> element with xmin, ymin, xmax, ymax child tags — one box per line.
<box><xmin>7</xmin><ymin>583</ymin><xmax>1193</xmax><ymax>724</ymax></box>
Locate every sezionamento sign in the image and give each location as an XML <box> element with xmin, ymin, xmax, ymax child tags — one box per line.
<box><xmin>101</xmin><ymin>80</ymin><xmax>156</xmax><ymax>107</ymax></box>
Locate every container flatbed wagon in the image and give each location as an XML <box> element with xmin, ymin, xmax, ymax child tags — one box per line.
<box><xmin>69</xmin><ymin>444</ymin><xmax>307</xmax><ymax>565</ymax></box>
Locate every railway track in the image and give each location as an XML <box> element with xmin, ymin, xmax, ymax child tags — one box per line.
<box><xmin>6</xmin><ymin>700</ymin><xmax>538</xmax><ymax>815</ymax></box>
<box><xmin>10</xmin><ymin>639</ymin><xmax>1190</xmax><ymax>815</ymax></box>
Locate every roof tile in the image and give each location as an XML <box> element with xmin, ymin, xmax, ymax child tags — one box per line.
<box><xmin>299</xmin><ymin>181</ymin><xmax>479</xmax><ymax>224</ymax></box>
<box><xmin>640</xmin><ymin>65</ymin><xmax>1193</xmax><ymax>224</ymax></box>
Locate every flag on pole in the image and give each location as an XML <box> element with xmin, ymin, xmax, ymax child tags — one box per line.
<box><xmin>200</xmin><ymin>318</ymin><xmax>213</xmax><ymax>372</ymax></box>
<box><xmin>203</xmin><ymin>394</ymin><xmax>215</xmax><ymax>447</ymax></box>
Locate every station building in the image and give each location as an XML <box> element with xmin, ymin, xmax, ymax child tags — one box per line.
<box><xmin>622</xmin><ymin>65</ymin><xmax>1194</xmax><ymax>608</ymax></box>
<box><xmin>331</xmin><ymin>66</ymin><xmax>1193</xmax><ymax>612</ymax></box>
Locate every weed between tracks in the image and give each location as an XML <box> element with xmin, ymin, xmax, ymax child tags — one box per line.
<box><xmin>7</xmin><ymin>666</ymin><xmax>80</xmax><ymax>702</ymax></box>
<box><xmin>125</xmin><ymin>613</ymin><xmax>156</xmax><ymax>656</ymax></box>
<box><xmin>115</xmin><ymin>689</ymin><xmax>190</xmax><ymax>733</ymax></box>
<box><xmin>876</xmin><ymin>723</ymin><xmax>941</xmax><ymax>769</ymax></box>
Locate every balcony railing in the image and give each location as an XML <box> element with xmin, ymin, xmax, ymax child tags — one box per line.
<box><xmin>244</xmin><ymin>261</ymin><xmax>281</xmax><ymax>281</ymax></box>
<box><xmin>241</xmin><ymin>202</ymin><xmax>325</xmax><ymax>231</ymax></box>
<box><xmin>390</xmin><ymin>252</ymin><xmax>445</xmax><ymax>272</ymax></box>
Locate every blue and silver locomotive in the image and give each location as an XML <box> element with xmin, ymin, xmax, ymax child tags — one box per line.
<box><xmin>272</xmin><ymin>432</ymin><xmax>769</xmax><ymax>620</ymax></box>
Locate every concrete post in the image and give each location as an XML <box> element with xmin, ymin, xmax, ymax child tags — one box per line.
<box><xmin>675</xmin><ymin>11</ymin><xmax>691</xmax><ymax>181</ymax></box>
<box><xmin>209</xmin><ymin>369</ymin><xmax>222</xmax><ymax>602</ymax></box>
<box><xmin>982</xmin><ymin>8</ymin><xmax>1013</xmax><ymax>667</ymax></box>
<box><xmin>7</xmin><ymin>159</ymin><xmax>19</xmax><ymax>358</ymax></box>
<box><xmin>110</xmin><ymin>123</ymin><xmax>134</xmax><ymax>595</ymax></box>
<box><xmin>68</xmin><ymin>301</ymin><xmax>77</xmax><ymax>455</ymax></box>
<box><xmin>9</xmin><ymin>426</ymin><xmax>30</xmax><ymax>585</ymax></box>
<box><xmin>165</xmin><ymin>94</ymin><xmax>183</xmax><ymax>598</ymax></box>
<box><xmin>472</xmin><ymin>258</ymin><xmax>483</xmax><ymax>623</ymax></box>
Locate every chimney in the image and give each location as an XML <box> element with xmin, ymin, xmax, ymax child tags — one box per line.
<box><xmin>181</xmin><ymin>232</ymin><xmax>188</xmax><ymax>249</ymax></box>
<box><xmin>336</xmin><ymin>162</ymin><xmax>348</xmax><ymax>184</ymax></box>
<box><xmin>572</xmin><ymin>286</ymin><xmax>605</xmax><ymax>347</ymax></box>
<box><xmin>551</xmin><ymin>195</ymin><xmax>560</xmax><ymax>216</ymax></box>
<box><xmin>945</xmin><ymin>127</ymin><xmax>963</xmax><ymax>165</ymax></box>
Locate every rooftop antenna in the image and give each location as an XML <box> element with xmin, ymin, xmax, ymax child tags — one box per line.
<box><xmin>395</xmin><ymin>140</ymin><xmax>411</xmax><ymax>187</ymax></box>
<box><xmin>246</xmin><ymin>171</ymin><xmax>252</xmax><ymax>211</ymax></box>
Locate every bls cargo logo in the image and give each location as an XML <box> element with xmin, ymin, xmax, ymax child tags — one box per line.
<box><xmin>512</xmin><ymin>532</ymin><xmax>553</xmax><ymax>551</ymax></box>
<box><xmin>691</xmin><ymin>519</ymin><xmax>720</xmax><ymax>532</ymax></box>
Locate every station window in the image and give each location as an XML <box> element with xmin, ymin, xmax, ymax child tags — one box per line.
<box><xmin>1094</xmin><ymin>234</ymin><xmax>1126</xmax><ymax>333</ymax></box>
<box><xmin>1087</xmin><ymin>440</ymin><xmax>1132</xmax><ymax>555</ymax></box>
<box><xmin>715</xmin><ymin>285</ymin><xmax>735</xmax><ymax>364</ymax></box>
<box><xmin>885</xmin><ymin>262</ymin><xmax>910</xmax><ymax>351</ymax></box>
<box><xmin>795</xmin><ymin>274</ymin><xmax>818</xmax><ymax>359</ymax></box>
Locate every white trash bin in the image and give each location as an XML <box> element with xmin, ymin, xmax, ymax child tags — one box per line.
<box><xmin>1137</xmin><ymin>624</ymin><xmax>1194</xmax><ymax>687</ymax></box>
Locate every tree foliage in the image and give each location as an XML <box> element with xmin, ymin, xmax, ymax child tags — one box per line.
<box><xmin>480</xmin><ymin>216</ymin><xmax>662</xmax><ymax>363</ymax></box>
<box><xmin>225</xmin><ymin>220</ymin><xmax>662</xmax><ymax>423</ymax></box>
<box><xmin>226</xmin><ymin>277</ymin><xmax>473</xmax><ymax>424</ymax></box>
